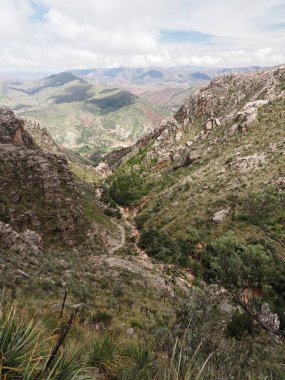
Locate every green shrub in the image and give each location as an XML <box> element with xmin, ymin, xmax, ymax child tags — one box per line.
<box><xmin>109</xmin><ymin>171</ymin><xmax>149</xmax><ymax>205</ymax></box>
<box><xmin>139</xmin><ymin>228</ymin><xmax>193</xmax><ymax>266</ymax></box>
<box><xmin>89</xmin><ymin>310</ymin><xmax>113</xmax><ymax>327</ymax></box>
<box><xmin>226</xmin><ymin>312</ymin><xmax>253</xmax><ymax>339</ymax></box>
<box><xmin>89</xmin><ymin>334</ymin><xmax>122</xmax><ymax>373</ymax></box>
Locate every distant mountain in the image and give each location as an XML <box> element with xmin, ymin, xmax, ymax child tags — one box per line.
<box><xmin>0</xmin><ymin>72</ymin><xmax>169</xmax><ymax>156</ymax></box>
<box><xmin>72</xmin><ymin>65</ymin><xmax>266</xmax><ymax>85</ymax></box>
<box><xmin>70</xmin><ymin>65</ymin><xmax>268</xmax><ymax>114</ymax></box>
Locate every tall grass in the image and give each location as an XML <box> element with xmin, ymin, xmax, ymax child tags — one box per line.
<box><xmin>162</xmin><ymin>337</ymin><xmax>213</xmax><ymax>380</ymax></box>
<box><xmin>89</xmin><ymin>333</ymin><xmax>212</xmax><ymax>380</ymax></box>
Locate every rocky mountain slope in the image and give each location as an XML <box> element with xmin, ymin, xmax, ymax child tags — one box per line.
<box><xmin>107</xmin><ymin>66</ymin><xmax>285</xmax><ymax>259</ymax></box>
<box><xmin>0</xmin><ymin>107</ymin><xmax>110</xmax><ymax>254</ymax></box>
<box><xmin>0</xmin><ymin>72</ymin><xmax>168</xmax><ymax>156</ymax></box>
<box><xmin>2</xmin><ymin>66</ymin><xmax>285</xmax><ymax>378</ymax></box>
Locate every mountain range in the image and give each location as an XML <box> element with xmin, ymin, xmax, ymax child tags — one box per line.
<box><xmin>1</xmin><ymin>65</ymin><xmax>285</xmax><ymax>378</ymax></box>
<box><xmin>0</xmin><ymin>72</ymin><xmax>169</xmax><ymax>157</ymax></box>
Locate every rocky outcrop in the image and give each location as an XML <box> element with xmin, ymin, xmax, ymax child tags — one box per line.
<box><xmin>231</xmin><ymin>100</ymin><xmax>269</xmax><ymax>133</ymax></box>
<box><xmin>0</xmin><ymin>222</ymin><xmax>41</xmax><ymax>255</ymax></box>
<box><xmin>175</xmin><ymin>68</ymin><xmax>282</xmax><ymax>127</ymax></box>
<box><xmin>94</xmin><ymin>162</ymin><xmax>112</xmax><ymax>179</ymax></box>
<box><xmin>259</xmin><ymin>303</ymin><xmax>280</xmax><ymax>332</ymax></box>
<box><xmin>24</xmin><ymin>120</ymin><xmax>64</xmax><ymax>155</ymax></box>
<box><xmin>0</xmin><ymin>108</ymin><xmax>87</xmax><ymax>251</ymax></box>
<box><xmin>0</xmin><ymin>107</ymin><xmax>33</xmax><ymax>146</ymax></box>
<box><xmin>204</xmin><ymin>117</ymin><xmax>221</xmax><ymax>133</ymax></box>
<box><xmin>118</xmin><ymin>67</ymin><xmax>285</xmax><ymax>171</ymax></box>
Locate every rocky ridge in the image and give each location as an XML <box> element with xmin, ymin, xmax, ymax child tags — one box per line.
<box><xmin>0</xmin><ymin>108</ymin><xmax>88</xmax><ymax>253</ymax></box>
<box><xmin>118</xmin><ymin>67</ymin><xmax>285</xmax><ymax>170</ymax></box>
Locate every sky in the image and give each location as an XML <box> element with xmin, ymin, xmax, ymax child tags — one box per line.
<box><xmin>0</xmin><ymin>0</ymin><xmax>285</xmax><ymax>71</ymax></box>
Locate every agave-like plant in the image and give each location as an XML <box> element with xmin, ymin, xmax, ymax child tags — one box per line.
<box><xmin>0</xmin><ymin>308</ymin><xmax>92</xmax><ymax>380</ymax></box>
<box><xmin>119</xmin><ymin>340</ymin><xmax>158</xmax><ymax>380</ymax></box>
<box><xmin>37</xmin><ymin>350</ymin><xmax>92</xmax><ymax>380</ymax></box>
<box><xmin>0</xmin><ymin>308</ymin><xmax>41</xmax><ymax>378</ymax></box>
<box><xmin>89</xmin><ymin>334</ymin><xmax>123</xmax><ymax>374</ymax></box>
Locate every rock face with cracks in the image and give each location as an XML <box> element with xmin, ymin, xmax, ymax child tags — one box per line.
<box><xmin>0</xmin><ymin>107</ymin><xmax>88</xmax><ymax>253</ymax></box>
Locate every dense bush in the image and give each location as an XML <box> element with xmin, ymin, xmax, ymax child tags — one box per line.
<box><xmin>104</xmin><ymin>207</ymin><xmax>122</xmax><ymax>219</ymax></box>
<box><xmin>226</xmin><ymin>312</ymin><xmax>253</xmax><ymax>339</ymax></box>
<box><xmin>201</xmin><ymin>232</ymin><xmax>285</xmax><ymax>331</ymax></box>
<box><xmin>109</xmin><ymin>171</ymin><xmax>148</xmax><ymax>205</ymax></box>
<box><xmin>139</xmin><ymin>228</ymin><xmax>194</xmax><ymax>266</ymax></box>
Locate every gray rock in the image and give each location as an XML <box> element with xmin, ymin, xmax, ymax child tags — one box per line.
<box><xmin>220</xmin><ymin>302</ymin><xmax>236</xmax><ymax>314</ymax></box>
<box><xmin>0</xmin><ymin>222</ymin><xmax>42</xmax><ymax>255</ymax></box>
<box><xmin>16</xmin><ymin>269</ymin><xmax>30</xmax><ymax>277</ymax></box>
<box><xmin>259</xmin><ymin>303</ymin><xmax>280</xmax><ymax>331</ymax></box>
<box><xmin>213</xmin><ymin>208</ymin><xmax>230</xmax><ymax>223</ymax></box>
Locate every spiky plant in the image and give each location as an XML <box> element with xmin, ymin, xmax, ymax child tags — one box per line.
<box><xmin>162</xmin><ymin>338</ymin><xmax>212</xmax><ymax>380</ymax></box>
<box><xmin>0</xmin><ymin>308</ymin><xmax>91</xmax><ymax>380</ymax></box>
<box><xmin>119</xmin><ymin>340</ymin><xmax>158</xmax><ymax>380</ymax></box>
<box><xmin>89</xmin><ymin>334</ymin><xmax>122</xmax><ymax>374</ymax></box>
<box><xmin>0</xmin><ymin>308</ymin><xmax>41</xmax><ymax>378</ymax></box>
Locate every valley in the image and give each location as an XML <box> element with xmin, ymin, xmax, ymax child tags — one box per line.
<box><xmin>0</xmin><ymin>72</ymin><xmax>170</xmax><ymax>159</ymax></box>
<box><xmin>1</xmin><ymin>65</ymin><xmax>285</xmax><ymax>379</ymax></box>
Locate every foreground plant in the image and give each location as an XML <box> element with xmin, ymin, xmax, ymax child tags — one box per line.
<box><xmin>0</xmin><ymin>308</ymin><xmax>91</xmax><ymax>379</ymax></box>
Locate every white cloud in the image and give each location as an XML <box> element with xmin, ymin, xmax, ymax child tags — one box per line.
<box><xmin>0</xmin><ymin>0</ymin><xmax>285</xmax><ymax>70</ymax></box>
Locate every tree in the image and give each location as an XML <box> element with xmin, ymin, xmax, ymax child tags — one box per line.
<box><xmin>202</xmin><ymin>233</ymin><xmax>285</xmax><ymax>336</ymax></box>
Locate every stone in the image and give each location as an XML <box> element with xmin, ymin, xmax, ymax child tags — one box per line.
<box><xmin>259</xmin><ymin>303</ymin><xmax>280</xmax><ymax>331</ymax></box>
<box><xmin>0</xmin><ymin>222</ymin><xmax>42</xmax><ymax>255</ymax></box>
<box><xmin>219</xmin><ymin>302</ymin><xmax>236</xmax><ymax>314</ymax></box>
<box><xmin>213</xmin><ymin>208</ymin><xmax>230</xmax><ymax>223</ymax></box>
<box><xmin>16</xmin><ymin>269</ymin><xmax>30</xmax><ymax>277</ymax></box>
<box><xmin>127</xmin><ymin>327</ymin><xmax>135</xmax><ymax>335</ymax></box>
<box><xmin>189</xmin><ymin>152</ymin><xmax>201</xmax><ymax>163</ymax></box>
<box><xmin>235</xmin><ymin>99</ymin><xmax>269</xmax><ymax>130</ymax></box>
<box><xmin>204</xmin><ymin>117</ymin><xmax>222</xmax><ymax>133</ymax></box>
<box><xmin>94</xmin><ymin>162</ymin><xmax>112</xmax><ymax>178</ymax></box>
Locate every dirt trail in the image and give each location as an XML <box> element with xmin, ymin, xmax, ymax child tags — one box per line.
<box><xmin>91</xmin><ymin>194</ymin><xmax>193</xmax><ymax>291</ymax></box>
<box><xmin>108</xmin><ymin>223</ymin><xmax>125</xmax><ymax>254</ymax></box>
<box><xmin>118</xmin><ymin>205</ymin><xmax>150</xmax><ymax>260</ymax></box>
<box><xmin>119</xmin><ymin>203</ymin><xmax>195</xmax><ymax>288</ymax></box>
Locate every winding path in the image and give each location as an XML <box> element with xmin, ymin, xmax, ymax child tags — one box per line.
<box><xmin>108</xmin><ymin>223</ymin><xmax>125</xmax><ymax>254</ymax></box>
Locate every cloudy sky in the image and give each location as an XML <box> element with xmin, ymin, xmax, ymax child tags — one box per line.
<box><xmin>1</xmin><ymin>0</ymin><xmax>285</xmax><ymax>70</ymax></box>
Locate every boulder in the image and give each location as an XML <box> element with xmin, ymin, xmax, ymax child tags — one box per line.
<box><xmin>204</xmin><ymin>117</ymin><xmax>222</xmax><ymax>133</ymax></box>
<box><xmin>0</xmin><ymin>221</ymin><xmax>42</xmax><ymax>255</ymax></box>
<box><xmin>213</xmin><ymin>208</ymin><xmax>230</xmax><ymax>223</ymax></box>
<box><xmin>259</xmin><ymin>303</ymin><xmax>280</xmax><ymax>331</ymax></box>
<box><xmin>235</xmin><ymin>99</ymin><xmax>269</xmax><ymax>130</ymax></box>
<box><xmin>94</xmin><ymin>162</ymin><xmax>112</xmax><ymax>178</ymax></box>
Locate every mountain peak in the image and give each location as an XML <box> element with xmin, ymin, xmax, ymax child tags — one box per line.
<box><xmin>45</xmin><ymin>71</ymin><xmax>85</xmax><ymax>87</ymax></box>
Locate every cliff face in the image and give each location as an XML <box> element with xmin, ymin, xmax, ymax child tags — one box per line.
<box><xmin>0</xmin><ymin>108</ymin><xmax>87</xmax><ymax>254</ymax></box>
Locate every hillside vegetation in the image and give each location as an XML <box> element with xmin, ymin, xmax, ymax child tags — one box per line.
<box><xmin>103</xmin><ymin>67</ymin><xmax>285</xmax><ymax>376</ymax></box>
<box><xmin>2</xmin><ymin>67</ymin><xmax>285</xmax><ymax>379</ymax></box>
